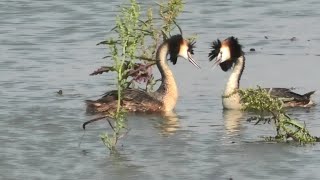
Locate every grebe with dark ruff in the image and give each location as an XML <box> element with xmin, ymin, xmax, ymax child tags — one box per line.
<box><xmin>86</xmin><ymin>34</ymin><xmax>200</xmax><ymax>113</ymax></box>
<box><xmin>209</xmin><ymin>36</ymin><xmax>315</xmax><ymax>110</ymax></box>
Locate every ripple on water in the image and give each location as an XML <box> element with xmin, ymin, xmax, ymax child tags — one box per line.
<box><xmin>1</xmin><ymin>0</ymin><xmax>320</xmax><ymax>179</ymax></box>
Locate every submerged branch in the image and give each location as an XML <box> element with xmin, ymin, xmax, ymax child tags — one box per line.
<box><xmin>90</xmin><ymin>66</ymin><xmax>115</xmax><ymax>76</ymax></box>
<box><xmin>83</xmin><ymin>115</ymin><xmax>109</xmax><ymax>129</ymax></box>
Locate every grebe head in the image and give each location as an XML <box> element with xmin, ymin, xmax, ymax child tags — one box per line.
<box><xmin>168</xmin><ymin>34</ymin><xmax>200</xmax><ymax>68</ymax></box>
<box><xmin>208</xmin><ymin>36</ymin><xmax>242</xmax><ymax>71</ymax></box>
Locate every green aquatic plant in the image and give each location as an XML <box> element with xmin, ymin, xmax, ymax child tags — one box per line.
<box><xmin>91</xmin><ymin>0</ymin><xmax>185</xmax><ymax>91</ymax></box>
<box><xmin>239</xmin><ymin>87</ymin><xmax>318</xmax><ymax>144</ymax></box>
<box><xmin>96</xmin><ymin>0</ymin><xmax>142</xmax><ymax>152</ymax></box>
<box><xmin>84</xmin><ymin>0</ymin><xmax>187</xmax><ymax>153</ymax></box>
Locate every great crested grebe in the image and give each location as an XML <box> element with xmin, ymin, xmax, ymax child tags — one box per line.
<box><xmin>86</xmin><ymin>34</ymin><xmax>200</xmax><ymax>113</ymax></box>
<box><xmin>209</xmin><ymin>36</ymin><xmax>315</xmax><ymax>110</ymax></box>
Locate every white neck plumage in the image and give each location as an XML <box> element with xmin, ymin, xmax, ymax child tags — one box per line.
<box><xmin>223</xmin><ymin>55</ymin><xmax>245</xmax><ymax>97</ymax></box>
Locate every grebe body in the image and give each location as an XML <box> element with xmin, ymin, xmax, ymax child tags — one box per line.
<box><xmin>86</xmin><ymin>35</ymin><xmax>200</xmax><ymax>113</ymax></box>
<box><xmin>209</xmin><ymin>36</ymin><xmax>315</xmax><ymax>110</ymax></box>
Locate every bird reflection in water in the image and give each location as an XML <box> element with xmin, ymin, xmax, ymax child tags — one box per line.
<box><xmin>223</xmin><ymin>110</ymin><xmax>245</xmax><ymax>136</ymax></box>
<box><xmin>155</xmin><ymin>111</ymin><xmax>180</xmax><ymax>136</ymax></box>
<box><xmin>136</xmin><ymin>111</ymin><xmax>180</xmax><ymax>136</ymax></box>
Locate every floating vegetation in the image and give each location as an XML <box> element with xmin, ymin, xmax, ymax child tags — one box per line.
<box><xmin>239</xmin><ymin>87</ymin><xmax>319</xmax><ymax>144</ymax></box>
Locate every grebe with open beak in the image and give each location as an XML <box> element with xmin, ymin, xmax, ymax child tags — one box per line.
<box><xmin>86</xmin><ymin>34</ymin><xmax>200</xmax><ymax>113</ymax></box>
<box><xmin>209</xmin><ymin>36</ymin><xmax>315</xmax><ymax>110</ymax></box>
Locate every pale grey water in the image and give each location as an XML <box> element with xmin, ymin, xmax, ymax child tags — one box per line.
<box><xmin>1</xmin><ymin>0</ymin><xmax>320</xmax><ymax>179</ymax></box>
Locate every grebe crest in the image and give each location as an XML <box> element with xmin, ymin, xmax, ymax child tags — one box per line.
<box><xmin>168</xmin><ymin>35</ymin><xmax>199</xmax><ymax>68</ymax></box>
<box><xmin>209</xmin><ymin>36</ymin><xmax>242</xmax><ymax>71</ymax></box>
<box><xmin>208</xmin><ymin>36</ymin><xmax>315</xmax><ymax>109</ymax></box>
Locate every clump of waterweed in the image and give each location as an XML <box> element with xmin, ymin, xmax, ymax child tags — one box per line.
<box><xmin>239</xmin><ymin>87</ymin><xmax>318</xmax><ymax>144</ymax></box>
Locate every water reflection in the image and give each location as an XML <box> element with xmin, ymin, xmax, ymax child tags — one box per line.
<box><xmin>101</xmin><ymin>151</ymin><xmax>148</xmax><ymax>179</ymax></box>
<box><xmin>83</xmin><ymin>110</ymin><xmax>180</xmax><ymax>137</ymax></box>
<box><xmin>157</xmin><ymin>111</ymin><xmax>180</xmax><ymax>136</ymax></box>
<box><xmin>3</xmin><ymin>0</ymin><xmax>320</xmax><ymax>179</ymax></box>
<box><xmin>139</xmin><ymin>111</ymin><xmax>180</xmax><ymax>136</ymax></box>
<box><xmin>223</xmin><ymin>110</ymin><xmax>244</xmax><ymax>135</ymax></box>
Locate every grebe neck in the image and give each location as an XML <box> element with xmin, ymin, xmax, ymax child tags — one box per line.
<box><xmin>224</xmin><ymin>55</ymin><xmax>245</xmax><ymax>97</ymax></box>
<box><xmin>155</xmin><ymin>42</ymin><xmax>178</xmax><ymax>111</ymax></box>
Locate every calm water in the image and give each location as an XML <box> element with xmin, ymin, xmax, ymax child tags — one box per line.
<box><xmin>1</xmin><ymin>0</ymin><xmax>320</xmax><ymax>179</ymax></box>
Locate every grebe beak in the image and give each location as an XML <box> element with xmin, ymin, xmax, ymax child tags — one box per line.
<box><xmin>211</xmin><ymin>52</ymin><xmax>222</xmax><ymax>69</ymax></box>
<box><xmin>187</xmin><ymin>52</ymin><xmax>201</xmax><ymax>68</ymax></box>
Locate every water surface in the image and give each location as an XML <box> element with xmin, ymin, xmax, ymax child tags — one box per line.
<box><xmin>1</xmin><ymin>0</ymin><xmax>320</xmax><ymax>179</ymax></box>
